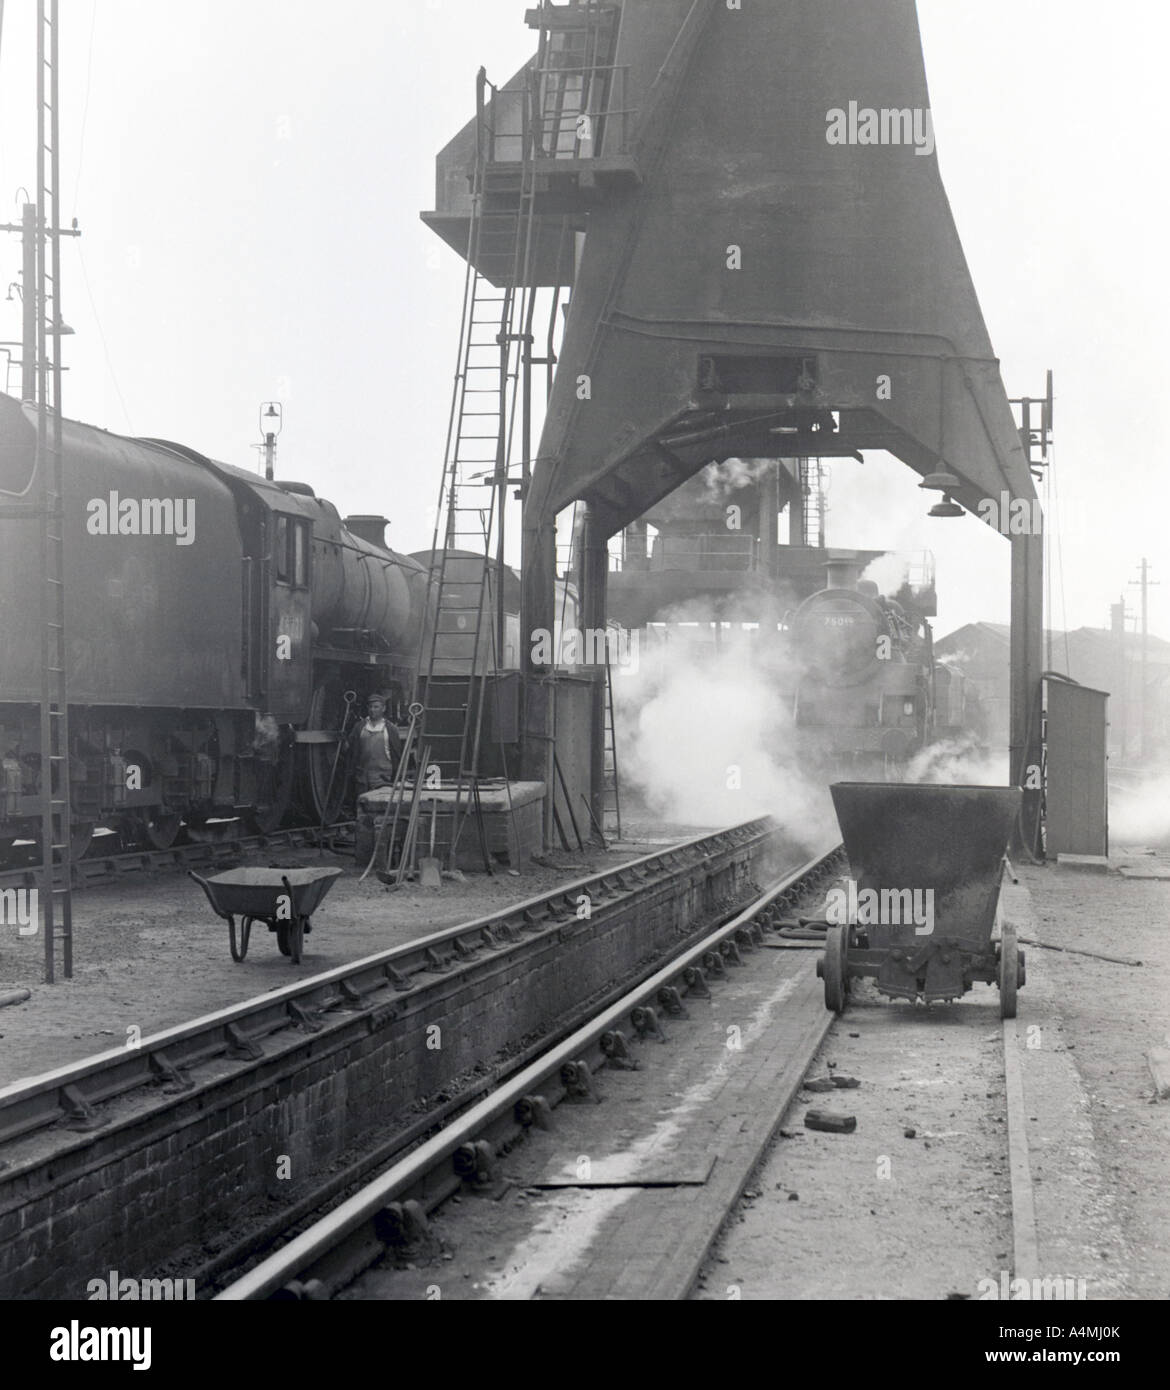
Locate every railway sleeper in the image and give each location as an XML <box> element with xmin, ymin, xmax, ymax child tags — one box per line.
<box><xmin>148</xmin><ymin>1049</ymin><xmax>195</xmax><ymax>1094</ymax></box>
<box><xmin>600</xmin><ymin>1029</ymin><xmax>638</xmax><ymax>1070</ymax></box>
<box><xmin>373</xmin><ymin>1199</ymin><xmax>430</xmax><ymax>1248</ymax></box>
<box><xmin>453</xmin><ymin>1140</ymin><xmax>497</xmax><ymax>1189</ymax></box>
<box><xmin>560</xmin><ymin>1058</ymin><xmax>600</xmax><ymax>1103</ymax></box>
<box><xmin>631</xmin><ymin>1005</ymin><xmax>666</xmax><ymax>1043</ymax></box>
<box><xmin>515</xmin><ymin>1095</ymin><xmax>553</xmax><ymax>1130</ymax></box>
<box><xmin>657</xmin><ymin>985</ymin><xmax>688</xmax><ymax>1018</ymax></box>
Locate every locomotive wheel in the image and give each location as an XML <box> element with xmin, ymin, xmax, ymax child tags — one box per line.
<box><xmin>998</xmin><ymin>925</ymin><xmax>1019</xmax><ymax>1019</ymax></box>
<box><xmin>245</xmin><ymin>737</ymin><xmax>295</xmax><ymax>834</ymax></box>
<box><xmin>65</xmin><ymin>820</ymin><xmax>95</xmax><ymax>863</ymax></box>
<box><xmin>276</xmin><ymin>922</ymin><xmax>292</xmax><ymax>957</ymax></box>
<box><xmin>823</xmin><ymin>924</ymin><xmax>849</xmax><ymax>1013</ymax></box>
<box><xmin>229</xmin><ymin>915</ymin><xmax>252</xmax><ymax>963</ymax></box>
<box><xmin>145</xmin><ymin>811</ymin><xmax>183</xmax><ymax>850</ymax></box>
<box><xmin>303</xmin><ymin>674</ymin><xmax>354</xmax><ymax>826</ymax></box>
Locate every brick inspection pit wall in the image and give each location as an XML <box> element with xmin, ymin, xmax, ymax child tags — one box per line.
<box><xmin>0</xmin><ymin>836</ymin><xmax>774</xmax><ymax>1298</ymax></box>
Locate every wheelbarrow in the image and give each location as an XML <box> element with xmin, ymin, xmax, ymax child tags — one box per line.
<box><xmin>816</xmin><ymin>783</ymin><xmax>1025</xmax><ymax>1016</ymax></box>
<box><xmin>189</xmin><ymin>866</ymin><xmax>344</xmax><ymax>964</ymax></box>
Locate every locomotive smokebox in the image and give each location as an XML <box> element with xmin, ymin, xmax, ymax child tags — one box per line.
<box><xmin>830</xmin><ymin>782</ymin><xmax>1020</xmax><ymax>946</ymax></box>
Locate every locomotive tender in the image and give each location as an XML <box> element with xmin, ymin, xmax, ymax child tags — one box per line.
<box><xmin>0</xmin><ymin>392</ymin><xmax>428</xmax><ymax>856</ymax></box>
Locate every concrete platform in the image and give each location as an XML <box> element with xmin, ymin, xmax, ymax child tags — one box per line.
<box><xmin>357</xmin><ymin>781</ymin><xmax>546</xmax><ymax>872</ymax></box>
<box><xmin>1055</xmin><ymin>853</ymin><xmax>1112</xmax><ymax>873</ymax></box>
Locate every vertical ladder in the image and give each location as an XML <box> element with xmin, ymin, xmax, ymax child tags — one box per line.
<box><xmin>799</xmin><ymin>457</ymin><xmax>827</xmax><ymax>548</ymax></box>
<box><xmin>602</xmin><ymin>648</ymin><xmax>621</xmax><ymax>838</ymax></box>
<box><xmin>36</xmin><ymin>0</ymin><xmax>72</xmax><ymax>980</ymax></box>
<box><xmin>416</xmin><ymin>64</ymin><xmax>547</xmax><ymax>864</ymax></box>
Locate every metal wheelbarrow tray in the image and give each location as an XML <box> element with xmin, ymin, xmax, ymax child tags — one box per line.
<box><xmin>189</xmin><ymin>866</ymin><xmax>344</xmax><ymax>964</ymax></box>
<box><xmin>817</xmin><ymin>783</ymin><xmax>1025</xmax><ymax>1016</ymax></box>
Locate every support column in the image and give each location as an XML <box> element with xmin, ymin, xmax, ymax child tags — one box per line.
<box><xmin>759</xmin><ymin>460</ymin><xmax>779</xmax><ymax>576</ymax></box>
<box><xmin>21</xmin><ymin>204</ymin><xmax>36</xmax><ymax>403</ymax></box>
<box><xmin>783</xmin><ymin>459</ymin><xmax>805</xmax><ymax>547</ymax></box>
<box><xmin>520</xmin><ymin>512</ymin><xmax>557</xmax><ymax>847</ymax></box>
<box><xmin>1010</xmin><ymin>529</ymin><xmax>1044</xmax><ymax>858</ymax></box>
<box><xmin>581</xmin><ymin>507</ymin><xmax>609</xmax><ymax>840</ymax></box>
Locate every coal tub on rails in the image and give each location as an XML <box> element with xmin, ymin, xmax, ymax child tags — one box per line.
<box><xmin>816</xmin><ymin>783</ymin><xmax>1024</xmax><ymax>1017</ymax></box>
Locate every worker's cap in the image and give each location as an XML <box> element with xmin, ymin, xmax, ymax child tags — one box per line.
<box><xmin>366</xmin><ymin>691</ymin><xmax>389</xmax><ymax>707</ymax></box>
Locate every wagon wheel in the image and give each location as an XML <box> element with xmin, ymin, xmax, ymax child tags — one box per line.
<box><xmin>245</xmin><ymin>730</ymin><xmax>295</xmax><ymax>834</ymax></box>
<box><xmin>229</xmin><ymin>915</ymin><xmax>253</xmax><ymax>963</ymax></box>
<box><xmin>276</xmin><ymin>922</ymin><xmax>292</xmax><ymax>957</ymax></box>
<box><xmin>822</xmin><ymin>924</ymin><xmax>849</xmax><ymax>1014</ymax></box>
<box><xmin>56</xmin><ymin>819</ymin><xmax>95</xmax><ymax>863</ymax></box>
<box><xmin>998</xmin><ymin>924</ymin><xmax>1019</xmax><ymax>1019</ymax></box>
<box><xmin>145</xmin><ymin>810</ymin><xmax>183</xmax><ymax>850</ymax></box>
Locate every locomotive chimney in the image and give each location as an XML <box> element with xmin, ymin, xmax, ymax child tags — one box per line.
<box><xmin>345</xmin><ymin>514</ymin><xmax>391</xmax><ymax>549</ymax></box>
<box><xmin>824</xmin><ymin>557</ymin><xmax>860</xmax><ymax>591</ymax></box>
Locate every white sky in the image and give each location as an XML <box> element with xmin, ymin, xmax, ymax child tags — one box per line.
<box><xmin>0</xmin><ymin>0</ymin><xmax>1165</xmax><ymax>642</ymax></box>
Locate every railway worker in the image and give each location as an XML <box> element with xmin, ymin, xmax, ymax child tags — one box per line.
<box><xmin>348</xmin><ymin>692</ymin><xmax>403</xmax><ymax>799</ymax></box>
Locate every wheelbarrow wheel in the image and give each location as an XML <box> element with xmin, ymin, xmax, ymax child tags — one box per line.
<box><xmin>288</xmin><ymin>916</ymin><xmax>305</xmax><ymax>965</ymax></box>
<box><xmin>276</xmin><ymin>922</ymin><xmax>292</xmax><ymax>957</ymax></box>
<box><xmin>229</xmin><ymin>915</ymin><xmax>252</xmax><ymax>963</ymax></box>
<box><xmin>822</xmin><ymin>924</ymin><xmax>849</xmax><ymax>1014</ymax></box>
<box><xmin>998</xmin><ymin>925</ymin><xmax>1019</xmax><ymax>1019</ymax></box>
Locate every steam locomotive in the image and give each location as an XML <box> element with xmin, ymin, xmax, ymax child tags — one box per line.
<box><xmin>0</xmin><ymin>393</ymin><xmax>439</xmax><ymax>858</ymax></box>
<box><xmin>789</xmin><ymin>556</ymin><xmax>984</xmax><ymax>776</ymax></box>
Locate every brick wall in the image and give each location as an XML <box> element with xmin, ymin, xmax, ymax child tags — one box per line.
<box><xmin>0</xmin><ymin>838</ymin><xmax>765</xmax><ymax>1298</ymax></box>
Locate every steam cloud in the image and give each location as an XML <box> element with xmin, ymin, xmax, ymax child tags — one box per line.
<box><xmin>1110</xmin><ymin>768</ymin><xmax>1170</xmax><ymax>847</ymax></box>
<box><xmin>613</xmin><ymin>605</ymin><xmax>838</xmax><ymax>851</ymax></box>
<box><xmin>904</xmin><ymin>734</ymin><xmax>1010</xmax><ymax>786</ymax></box>
<box><xmin>860</xmin><ymin>551</ymin><xmax>908</xmax><ymax>597</ymax></box>
<box><xmin>700</xmin><ymin>457</ymin><xmax>776</xmax><ymax>501</ymax></box>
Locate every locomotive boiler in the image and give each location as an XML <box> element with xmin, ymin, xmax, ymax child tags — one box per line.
<box><xmin>0</xmin><ymin>392</ymin><xmax>427</xmax><ymax>856</ymax></box>
<box><xmin>790</xmin><ymin>557</ymin><xmax>939</xmax><ymax>776</ymax></box>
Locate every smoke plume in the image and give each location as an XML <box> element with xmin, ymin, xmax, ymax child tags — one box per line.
<box><xmin>612</xmin><ymin>605</ymin><xmax>837</xmax><ymax>852</ymax></box>
<box><xmin>1109</xmin><ymin>768</ymin><xmax>1170</xmax><ymax>848</ymax></box>
<box><xmin>904</xmin><ymin>734</ymin><xmax>1010</xmax><ymax>786</ymax></box>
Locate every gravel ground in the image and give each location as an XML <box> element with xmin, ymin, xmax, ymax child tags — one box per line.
<box><xmin>690</xmin><ymin>848</ymin><xmax>1170</xmax><ymax>1300</ymax></box>
<box><xmin>0</xmin><ymin>836</ymin><xmax>662</xmax><ymax>1088</ymax></box>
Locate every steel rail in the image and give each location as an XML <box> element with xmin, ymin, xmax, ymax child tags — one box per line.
<box><xmin>216</xmin><ymin>839</ymin><xmax>846</xmax><ymax>1300</ymax></box>
<box><xmin>0</xmin><ymin>817</ymin><xmax>775</xmax><ymax>1148</ymax></box>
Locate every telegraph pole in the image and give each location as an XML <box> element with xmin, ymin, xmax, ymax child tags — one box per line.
<box><xmin>1129</xmin><ymin>558</ymin><xmax>1159</xmax><ymax>760</ymax></box>
<box><xmin>1</xmin><ymin>2</ymin><xmax>82</xmax><ymax>982</ymax></box>
<box><xmin>1110</xmin><ymin>598</ymin><xmax>1128</xmax><ymax>761</ymax></box>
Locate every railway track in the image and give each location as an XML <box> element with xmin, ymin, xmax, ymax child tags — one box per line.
<box><xmin>213</xmin><ymin>842</ymin><xmax>846</xmax><ymax>1300</ymax></box>
<box><xmin>210</xmin><ymin>859</ymin><xmax>1059</xmax><ymax>1303</ymax></box>
<box><xmin>2</xmin><ymin>820</ymin><xmax>1072</xmax><ymax>1303</ymax></box>
<box><xmin>0</xmin><ymin>821</ymin><xmax>355</xmax><ymax>893</ymax></box>
<box><xmin>0</xmin><ymin>815</ymin><xmax>801</xmax><ymax>1299</ymax></box>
